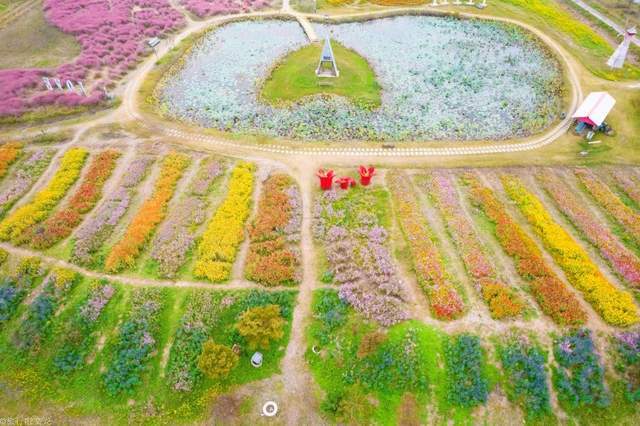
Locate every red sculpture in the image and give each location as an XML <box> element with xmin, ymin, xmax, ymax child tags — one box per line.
<box><xmin>316</xmin><ymin>169</ymin><xmax>335</xmax><ymax>190</ymax></box>
<box><xmin>336</xmin><ymin>176</ymin><xmax>356</xmax><ymax>190</ymax></box>
<box><xmin>359</xmin><ymin>165</ymin><xmax>375</xmax><ymax>186</ymax></box>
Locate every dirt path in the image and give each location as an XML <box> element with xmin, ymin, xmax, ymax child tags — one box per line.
<box><xmin>280</xmin><ymin>167</ymin><xmax>325</xmax><ymax>426</ymax></box>
<box><xmin>568</xmin><ymin>0</ymin><xmax>640</xmax><ymax>47</ymax></box>
<box><xmin>0</xmin><ymin>241</ymin><xmax>300</xmax><ymax>292</ymax></box>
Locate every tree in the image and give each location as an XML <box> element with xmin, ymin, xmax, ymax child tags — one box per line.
<box><xmin>236</xmin><ymin>304</ymin><xmax>285</xmax><ymax>350</ymax></box>
<box><xmin>197</xmin><ymin>341</ymin><xmax>238</xmax><ymax>380</ymax></box>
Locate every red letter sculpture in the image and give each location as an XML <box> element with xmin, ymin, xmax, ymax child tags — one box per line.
<box><xmin>316</xmin><ymin>169</ymin><xmax>335</xmax><ymax>190</ymax></box>
<box><xmin>359</xmin><ymin>166</ymin><xmax>375</xmax><ymax>186</ymax></box>
<box><xmin>336</xmin><ymin>176</ymin><xmax>356</xmax><ymax>190</ymax></box>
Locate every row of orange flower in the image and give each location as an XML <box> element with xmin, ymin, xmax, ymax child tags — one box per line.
<box><xmin>24</xmin><ymin>150</ymin><xmax>120</xmax><ymax>249</ymax></box>
<box><xmin>422</xmin><ymin>172</ymin><xmax>524</xmax><ymax>319</ymax></box>
<box><xmin>464</xmin><ymin>174</ymin><xmax>586</xmax><ymax>326</ymax></box>
<box><xmin>502</xmin><ymin>175</ymin><xmax>638</xmax><ymax>327</ymax></box>
<box><xmin>0</xmin><ymin>142</ymin><xmax>22</xmax><ymax>180</ymax></box>
<box><xmin>387</xmin><ymin>171</ymin><xmax>465</xmax><ymax>320</ymax></box>
<box><xmin>244</xmin><ymin>174</ymin><xmax>301</xmax><ymax>287</ymax></box>
<box><xmin>105</xmin><ymin>152</ymin><xmax>190</xmax><ymax>273</ymax></box>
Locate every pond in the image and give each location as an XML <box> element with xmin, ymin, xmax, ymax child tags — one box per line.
<box><xmin>160</xmin><ymin>16</ymin><xmax>565</xmax><ymax>142</ymax></box>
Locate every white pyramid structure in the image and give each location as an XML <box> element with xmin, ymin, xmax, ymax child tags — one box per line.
<box><xmin>607</xmin><ymin>26</ymin><xmax>637</xmax><ymax>69</ymax></box>
<box><xmin>316</xmin><ymin>37</ymin><xmax>339</xmax><ymax>78</ymax></box>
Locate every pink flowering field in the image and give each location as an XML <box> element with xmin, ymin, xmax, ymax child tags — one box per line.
<box><xmin>180</xmin><ymin>0</ymin><xmax>272</xmax><ymax>18</ymax></box>
<box><xmin>0</xmin><ymin>0</ymin><xmax>184</xmax><ymax>118</ymax></box>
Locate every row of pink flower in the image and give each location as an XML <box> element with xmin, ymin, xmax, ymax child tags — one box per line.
<box><xmin>151</xmin><ymin>158</ymin><xmax>223</xmax><ymax>278</ymax></box>
<box><xmin>574</xmin><ymin>168</ymin><xmax>640</xmax><ymax>247</ymax></box>
<box><xmin>423</xmin><ymin>172</ymin><xmax>494</xmax><ymax>280</ymax></box>
<box><xmin>0</xmin><ymin>0</ymin><xmax>184</xmax><ymax>117</ymax></box>
<box><xmin>71</xmin><ymin>156</ymin><xmax>154</xmax><ymax>266</ymax></box>
<box><xmin>537</xmin><ymin>170</ymin><xmax>640</xmax><ymax>288</ymax></box>
<box><xmin>609</xmin><ymin>169</ymin><xmax>640</xmax><ymax>209</ymax></box>
<box><xmin>313</xmin><ymin>190</ymin><xmax>409</xmax><ymax>326</ymax></box>
<box><xmin>422</xmin><ymin>171</ymin><xmax>525</xmax><ymax>319</ymax></box>
<box><xmin>0</xmin><ymin>150</ymin><xmax>54</xmax><ymax>216</ymax></box>
<box><xmin>180</xmin><ymin>0</ymin><xmax>271</xmax><ymax>18</ymax></box>
<box><xmin>387</xmin><ymin>171</ymin><xmax>465</xmax><ymax>321</ymax></box>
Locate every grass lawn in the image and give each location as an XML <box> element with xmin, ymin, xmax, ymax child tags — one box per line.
<box><xmin>261</xmin><ymin>40</ymin><xmax>382</xmax><ymax>109</ymax></box>
<box><xmin>0</xmin><ymin>0</ymin><xmax>81</xmax><ymax>70</ymax></box>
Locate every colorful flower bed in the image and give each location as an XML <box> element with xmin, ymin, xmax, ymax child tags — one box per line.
<box><xmin>0</xmin><ymin>148</ymin><xmax>88</xmax><ymax>243</ymax></box>
<box><xmin>609</xmin><ymin>169</ymin><xmax>640</xmax><ymax>209</ymax></box>
<box><xmin>464</xmin><ymin>174</ymin><xmax>586</xmax><ymax>326</ymax></box>
<box><xmin>167</xmin><ymin>289</ymin><xmax>295</xmax><ymax>392</ymax></box>
<box><xmin>612</xmin><ymin>329</ymin><xmax>640</xmax><ymax>402</ymax></box>
<box><xmin>575</xmin><ymin>168</ymin><xmax>640</xmax><ymax>246</ymax></box>
<box><xmin>445</xmin><ymin>334</ymin><xmax>489</xmax><ymax>408</ymax></box>
<box><xmin>162</xmin><ymin>17</ymin><xmax>563</xmax><ymax>141</ymax></box>
<box><xmin>313</xmin><ymin>186</ymin><xmax>410</xmax><ymax>326</ymax></box>
<box><xmin>105</xmin><ymin>152</ymin><xmax>190</xmax><ymax>273</ymax></box>
<box><xmin>421</xmin><ymin>172</ymin><xmax>524</xmax><ymax>319</ymax></box>
<box><xmin>498</xmin><ymin>337</ymin><xmax>552</xmax><ymax>419</ymax></box>
<box><xmin>180</xmin><ymin>0</ymin><xmax>272</xmax><ymax>18</ymax></box>
<box><xmin>13</xmin><ymin>268</ymin><xmax>80</xmax><ymax>353</ymax></box>
<box><xmin>0</xmin><ymin>143</ymin><xmax>22</xmax><ymax>180</ymax></box>
<box><xmin>552</xmin><ymin>328</ymin><xmax>610</xmax><ymax>408</ymax></box>
<box><xmin>0</xmin><ymin>149</ymin><xmax>54</xmax><ymax>217</ymax></box>
<box><xmin>0</xmin><ymin>0</ymin><xmax>184</xmax><ymax>118</ymax></box>
<box><xmin>194</xmin><ymin>162</ymin><xmax>255</xmax><ymax>282</ymax></box>
<box><xmin>53</xmin><ymin>279</ymin><xmax>117</xmax><ymax>373</ymax></box>
<box><xmin>71</xmin><ymin>156</ymin><xmax>153</xmax><ymax>267</ymax></box>
<box><xmin>103</xmin><ymin>288</ymin><xmax>164</xmax><ymax>396</ymax></box>
<box><xmin>308</xmin><ymin>290</ymin><xmax>431</xmax><ymax>423</ymax></box>
<box><xmin>25</xmin><ymin>150</ymin><xmax>120</xmax><ymax>249</ymax></box>
<box><xmin>0</xmin><ymin>257</ymin><xmax>45</xmax><ymax>326</ymax></box>
<box><xmin>537</xmin><ymin>171</ymin><xmax>640</xmax><ymax>288</ymax></box>
<box><xmin>166</xmin><ymin>290</ymin><xmax>214</xmax><ymax>392</ymax></box>
<box><xmin>150</xmin><ymin>158</ymin><xmax>223</xmax><ymax>278</ymax></box>
<box><xmin>244</xmin><ymin>174</ymin><xmax>301</xmax><ymax>286</ymax></box>
<box><xmin>502</xmin><ymin>175</ymin><xmax>639</xmax><ymax>327</ymax></box>
<box><xmin>387</xmin><ymin>171</ymin><xmax>465</xmax><ymax>320</ymax></box>
<box><xmin>189</xmin><ymin>157</ymin><xmax>223</xmax><ymax>196</ymax></box>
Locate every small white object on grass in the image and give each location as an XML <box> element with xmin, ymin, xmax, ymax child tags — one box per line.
<box><xmin>251</xmin><ymin>352</ymin><xmax>263</xmax><ymax>368</ymax></box>
<box><xmin>262</xmin><ymin>401</ymin><xmax>278</xmax><ymax>417</ymax></box>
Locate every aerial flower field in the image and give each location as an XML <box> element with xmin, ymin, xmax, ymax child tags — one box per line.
<box><xmin>1</xmin><ymin>0</ymin><xmax>640</xmax><ymax>422</ymax></box>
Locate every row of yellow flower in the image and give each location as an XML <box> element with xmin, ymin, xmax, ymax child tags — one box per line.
<box><xmin>502</xmin><ymin>175</ymin><xmax>639</xmax><ymax>327</ymax></box>
<box><xmin>105</xmin><ymin>152</ymin><xmax>190</xmax><ymax>273</ymax></box>
<box><xmin>194</xmin><ymin>162</ymin><xmax>255</xmax><ymax>282</ymax></box>
<box><xmin>0</xmin><ymin>142</ymin><xmax>22</xmax><ymax>180</ymax></box>
<box><xmin>0</xmin><ymin>148</ymin><xmax>88</xmax><ymax>243</ymax></box>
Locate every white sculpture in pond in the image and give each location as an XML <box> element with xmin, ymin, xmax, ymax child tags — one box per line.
<box><xmin>316</xmin><ymin>37</ymin><xmax>339</xmax><ymax>78</ymax></box>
